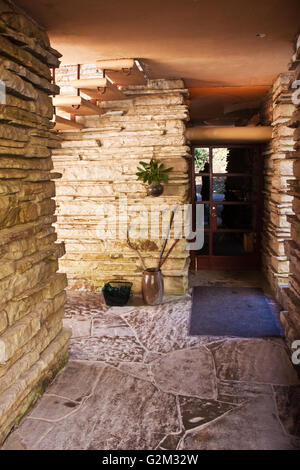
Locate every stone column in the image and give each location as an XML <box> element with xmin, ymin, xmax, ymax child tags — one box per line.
<box><xmin>0</xmin><ymin>0</ymin><xmax>71</xmax><ymax>444</ymax></box>
<box><xmin>261</xmin><ymin>73</ymin><xmax>296</xmax><ymax>304</ymax></box>
<box><xmin>282</xmin><ymin>34</ymin><xmax>300</xmax><ymax>346</ymax></box>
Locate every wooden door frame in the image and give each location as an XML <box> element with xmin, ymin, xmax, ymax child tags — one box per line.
<box><xmin>189</xmin><ymin>143</ymin><xmax>264</xmax><ymax>271</ymax></box>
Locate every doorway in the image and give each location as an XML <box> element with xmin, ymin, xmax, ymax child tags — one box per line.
<box><xmin>190</xmin><ymin>145</ymin><xmax>264</xmax><ymax>270</ymax></box>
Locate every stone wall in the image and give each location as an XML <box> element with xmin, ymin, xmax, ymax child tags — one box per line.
<box><xmin>52</xmin><ymin>75</ymin><xmax>191</xmax><ymax>294</ymax></box>
<box><xmin>261</xmin><ymin>33</ymin><xmax>300</xmax><ymax>344</ymax></box>
<box><xmin>0</xmin><ymin>0</ymin><xmax>70</xmax><ymax>444</ymax></box>
<box><xmin>261</xmin><ymin>73</ymin><xmax>296</xmax><ymax>304</ymax></box>
<box><xmin>281</xmin><ymin>33</ymin><xmax>300</xmax><ymax>346</ymax></box>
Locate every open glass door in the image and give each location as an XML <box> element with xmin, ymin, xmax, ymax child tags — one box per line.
<box><xmin>190</xmin><ymin>145</ymin><xmax>263</xmax><ymax>270</ymax></box>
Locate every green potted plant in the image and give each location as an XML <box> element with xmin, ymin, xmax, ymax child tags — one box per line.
<box><xmin>136</xmin><ymin>159</ymin><xmax>173</xmax><ymax>196</ymax></box>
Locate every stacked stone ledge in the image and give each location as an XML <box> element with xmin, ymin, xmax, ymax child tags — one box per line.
<box><xmin>0</xmin><ymin>0</ymin><xmax>71</xmax><ymax>444</ymax></box>
<box><xmin>281</xmin><ymin>34</ymin><xmax>300</xmax><ymax>346</ymax></box>
<box><xmin>52</xmin><ymin>74</ymin><xmax>191</xmax><ymax>295</ymax></box>
<box><xmin>261</xmin><ymin>73</ymin><xmax>296</xmax><ymax>304</ymax></box>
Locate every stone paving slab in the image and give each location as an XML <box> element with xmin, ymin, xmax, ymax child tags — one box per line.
<box><xmin>178</xmin><ymin>395</ymin><xmax>300</xmax><ymax>450</ymax></box>
<box><xmin>64</xmin><ymin>291</ymin><xmax>109</xmax><ymax>317</ymax></box>
<box><xmin>158</xmin><ymin>433</ymin><xmax>184</xmax><ymax>450</ymax></box>
<box><xmin>42</xmin><ymin>361</ymin><xmax>105</xmax><ymax>401</ymax></box>
<box><xmin>273</xmin><ymin>385</ymin><xmax>300</xmax><ymax>438</ymax></box>
<box><xmin>4</xmin><ymin>365</ymin><xmax>180</xmax><ymax>450</ymax></box>
<box><xmin>150</xmin><ymin>348</ymin><xmax>217</xmax><ymax>399</ymax></box>
<box><xmin>29</xmin><ymin>395</ymin><xmax>81</xmax><ymax>421</ymax></box>
<box><xmin>69</xmin><ymin>336</ymin><xmax>146</xmax><ymax>364</ymax></box>
<box><xmin>2</xmin><ymin>420</ymin><xmax>54</xmax><ymax>450</ymax></box>
<box><xmin>117</xmin><ymin>362</ymin><xmax>154</xmax><ymax>382</ymax></box>
<box><xmin>2</xmin><ymin>290</ymin><xmax>300</xmax><ymax>450</ymax></box>
<box><xmin>63</xmin><ymin>317</ymin><xmax>91</xmax><ymax>337</ymax></box>
<box><xmin>211</xmin><ymin>338</ymin><xmax>300</xmax><ymax>385</ymax></box>
<box><xmin>121</xmin><ymin>293</ymin><xmax>218</xmax><ymax>354</ymax></box>
<box><xmin>217</xmin><ymin>379</ymin><xmax>273</xmax><ymax>404</ymax></box>
<box><xmin>92</xmin><ymin>324</ymin><xmax>135</xmax><ymax>338</ymax></box>
<box><xmin>178</xmin><ymin>396</ymin><xmax>234</xmax><ymax>430</ymax></box>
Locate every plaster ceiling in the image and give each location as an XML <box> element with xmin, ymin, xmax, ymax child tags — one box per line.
<box><xmin>16</xmin><ymin>0</ymin><xmax>300</xmax><ymax>123</ymax></box>
<box><xmin>189</xmin><ymin>86</ymin><xmax>270</xmax><ymax>124</ymax></box>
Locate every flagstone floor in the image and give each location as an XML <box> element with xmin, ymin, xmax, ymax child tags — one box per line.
<box><xmin>2</xmin><ymin>273</ymin><xmax>300</xmax><ymax>450</ymax></box>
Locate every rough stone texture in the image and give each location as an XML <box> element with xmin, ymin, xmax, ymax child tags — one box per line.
<box><xmin>261</xmin><ymin>39</ymin><xmax>300</xmax><ymax>347</ymax></box>
<box><xmin>150</xmin><ymin>348</ymin><xmax>217</xmax><ymax>398</ymax></box>
<box><xmin>178</xmin><ymin>396</ymin><xmax>299</xmax><ymax>450</ymax></box>
<box><xmin>178</xmin><ymin>396</ymin><xmax>234</xmax><ymax>430</ymax></box>
<box><xmin>120</xmin><ymin>291</ymin><xmax>215</xmax><ymax>354</ymax></box>
<box><xmin>69</xmin><ymin>336</ymin><xmax>146</xmax><ymax>364</ymax></box>
<box><xmin>211</xmin><ymin>338</ymin><xmax>299</xmax><ymax>385</ymax></box>
<box><xmin>217</xmin><ymin>379</ymin><xmax>273</xmax><ymax>404</ymax></box>
<box><xmin>273</xmin><ymin>385</ymin><xmax>300</xmax><ymax>438</ymax></box>
<box><xmin>52</xmin><ymin>68</ymin><xmax>190</xmax><ymax>294</ymax></box>
<box><xmin>0</xmin><ymin>0</ymin><xmax>70</xmax><ymax>445</ymax></box>
<box><xmin>62</xmin><ymin>289</ymin><xmax>212</xmax><ymax>366</ymax></box>
<box><xmin>261</xmin><ymin>73</ymin><xmax>296</xmax><ymax>299</ymax></box>
<box><xmin>281</xmin><ymin>33</ymin><xmax>300</xmax><ymax>346</ymax></box>
<box><xmin>2</xmin><ymin>290</ymin><xmax>299</xmax><ymax>450</ymax></box>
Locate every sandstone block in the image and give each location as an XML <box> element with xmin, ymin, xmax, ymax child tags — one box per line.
<box><xmin>0</xmin><ymin>328</ymin><xmax>71</xmax><ymax>443</ymax></box>
<box><xmin>0</xmin><ymin>36</ymin><xmax>51</xmax><ymax>80</ymax></box>
<box><xmin>0</xmin><ymin>260</ymin><xmax>15</xmax><ymax>280</ymax></box>
<box><xmin>0</xmin><ymin>311</ymin><xmax>8</xmax><ymax>335</ymax></box>
<box><xmin>0</xmin><ymin>65</ymin><xmax>38</xmax><ymax>101</ymax></box>
<box><xmin>0</xmin><ymin>311</ymin><xmax>41</xmax><ymax>364</ymax></box>
<box><xmin>3</xmin><ymin>59</ymin><xmax>59</xmax><ymax>95</ymax></box>
<box><xmin>43</xmin><ymin>273</ymin><xmax>68</xmax><ymax>300</ymax></box>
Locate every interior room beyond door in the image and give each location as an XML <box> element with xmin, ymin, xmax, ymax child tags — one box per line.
<box><xmin>190</xmin><ymin>145</ymin><xmax>263</xmax><ymax>270</ymax></box>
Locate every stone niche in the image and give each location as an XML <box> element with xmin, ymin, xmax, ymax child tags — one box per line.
<box><xmin>53</xmin><ymin>74</ymin><xmax>191</xmax><ymax>295</ymax></box>
<box><xmin>0</xmin><ymin>0</ymin><xmax>71</xmax><ymax>444</ymax></box>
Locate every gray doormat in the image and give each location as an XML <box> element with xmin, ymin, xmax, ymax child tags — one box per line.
<box><xmin>190</xmin><ymin>286</ymin><xmax>283</xmax><ymax>338</ymax></box>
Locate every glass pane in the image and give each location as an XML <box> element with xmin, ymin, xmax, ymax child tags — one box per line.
<box><xmin>215</xmin><ymin>204</ymin><xmax>224</xmax><ymax>227</ymax></box>
<box><xmin>194</xmin><ymin>148</ymin><xmax>209</xmax><ymax>173</ymax></box>
<box><xmin>213</xmin><ymin>232</ymin><xmax>256</xmax><ymax>255</ymax></box>
<box><xmin>203</xmin><ymin>204</ymin><xmax>210</xmax><ymax>228</ymax></box>
<box><xmin>195</xmin><ymin>231</ymin><xmax>209</xmax><ymax>256</ymax></box>
<box><xmin>195</xmin><ymin>175</ymin><xmax>202</xmax><ymax>201</ymax></box>
<box><xmin>212</xmin><ymin>147</ymin><xmax>258</xmax><ymax>174</ymax></box>
<box><xmin>212</xmin><ymin>176</ymin><xmax>225</xmax><ymax>202</ymax></box>
<box><xmin>195</xmin><ymin>175</ymin><xmax>210</xmax><ymax>201</ymax></box>
<box><xmin>217</xmin><ymin>205</ymin><xmax>255</xmax><ymax>230</ymax></box>
<box><xmin>212</xmin><ymin>176</ymin><xmax>258</xmax><ymax>202</ymax></box>
<box><xmin>212</xmin><ymin>148</ymin><xmax>229</xmax><ymax>173</ymax></box>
